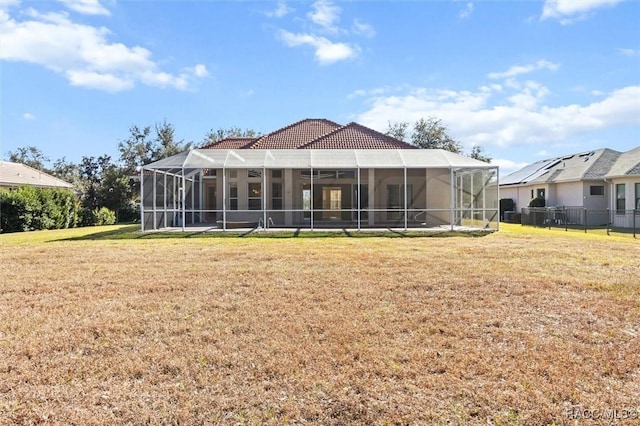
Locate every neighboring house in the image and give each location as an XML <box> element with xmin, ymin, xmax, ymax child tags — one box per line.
<box><xmin>604</xmin><ymin>146</ymin><xmax>640</xmax><ymax>228</ymax></box>
<box><xmin>500</xmin><ymin>147</ymin><xmax>640</xmax><ymax>226</ymax></box>
<box><xmin>0</xmin><ymin>161</ymin><xmax>73</xmax><ymax>190</ymax></box>
<box><xmin>141</xmin><ymin>119</ymin><xmax>499</xmax><ymax>231</ymax></box>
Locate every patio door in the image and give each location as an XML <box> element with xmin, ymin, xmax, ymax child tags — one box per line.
<box><xmin>206</xmin><ymin>184</ymin><xmax>216</xmax><ymax>222</ymax></box>
<box><xmin>322</xmin><ymin>187</ymin><xmax>342</xmax><ymax>220</ymax></box>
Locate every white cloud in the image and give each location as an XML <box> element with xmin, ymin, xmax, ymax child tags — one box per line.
<box><xmin>352</xmin><ymin>19</ymin><xmax>375</xmax><ymax>38</ymax></box>
<box><xmin>490</xmin><ymin>158</ymin><xmax>530</xmax><ymax>176</ymax></box>
<box><xmin>355</xmin><ymin>84</ymin><xmax>640</xmax><ymax>149</ymax></box>
<box><xmin>22</xmin><ymin>112</ymin><xmax>36</xmax><ymax>120</ymax></box>
<box><xmin>541</xmin><ymin>0</ymin><xmax>623</xmax><ymax>24</ymax></box>
<box><xmin>617</xmin><ymin>48</ymin><xmax>638</xmax><ymax>56</ymax></box>
<box><xmin>488</xmin><ymin>60</ymin><xmax>559</xmax><ymax>80</ymax></box>
<box><xmin>58</xmin><ymin>0</ymin><xmax>110</xmax><ymax>16</ymax></box>
<box><xmin>265</xmin><ymin>1</ymin><xmax>292</xmax><ymax>18</ymax></box>
<box><xmin>0</xmin><ymin>7</ymin><xmax>208</xmax><ymax>92</ymax></box>
<box><xmin>459</xmin><ymin>2</ymin><xmax>474</xmax><ymax>19</ymax></box>
<box><xmin>278</xmin><ymin>30</ymin><xmax>358</xmax><ymax>65</ymax></box>
<box><xmin>308</xmin><ymin>0</ymin><xmax>341</xmax><ymax>33</ymax></box>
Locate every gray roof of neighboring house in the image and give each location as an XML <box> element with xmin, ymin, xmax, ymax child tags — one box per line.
<box><xmin>0</xmin><ymin>161</ymin><xmax>74</xmax><ymax>189</ymax></box>
<box><xmin>604</xmin><ymin>146</ymin><xmax>640</xmax><ymax>178</ymax></box>
<box><xmin>500</xmin><ymin>148</ymin><xmax>623</xmax><ymax>186</ymax></box>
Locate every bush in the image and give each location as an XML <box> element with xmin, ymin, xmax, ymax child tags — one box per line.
<box><xmin>0</xmin><ymin>187</ymin><xmax>79</xmax><ymax>233</ymax></box>
<box><xmin>529</xmin><ymin>196</ymin><xmax>546</xmax><ymax>208</ymax></box>
<box><xmin>95</xmin><ymin>207</ymin><xmax>116</xmax><ymax>225</ymax></box>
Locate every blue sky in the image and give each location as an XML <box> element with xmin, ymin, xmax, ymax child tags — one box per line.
<box><xmin>1</xmin><ymin>0</ymin><xmax>639</xmax><ymax>175</ymax></box>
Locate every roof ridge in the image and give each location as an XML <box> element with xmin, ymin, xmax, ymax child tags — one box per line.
<box><xmin>300</xmin><ymin>122</ymin><xmax>416</xmax><ymax>149</ymax></box>
<box><xmin>250</xmin><ymin>118</ymin><xmax>341</xmax><ymax>148</ymax></box>
<box><xmin>583</xmin><ymin>148</ymin><xmax>621</xmax><ymax>179</ymax></box>
<box><xmin>298</xmin><ymin>122</ymin><xmax>352</xmax><ymax>148</ymax></box>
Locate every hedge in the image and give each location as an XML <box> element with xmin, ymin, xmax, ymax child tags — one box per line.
<box><xmin>0</xmin><ymin>186</ymin><xmax>80</xmax><ymax>233</ymax></box>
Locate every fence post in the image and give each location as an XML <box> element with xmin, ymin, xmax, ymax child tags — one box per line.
<box><xmin>584</xmin><ymin>208</ymin><xmax>587</xmax><ymax>233</ymax></box>
<box><xmin>606</xmin><ymin>208</ymin><xmax>610</xmax><ymax>236</ymax></box>
<box><xmin>564</xmin><ymin>207</ymin><xmax>568</xmax><ymax>232</ymax></box>
<box><xmin>634</xmin><ymin>209</ymin><xmax>637</xmax><ymax>239</ymax></box>
<box><xmin>548</xmin><ymin>208</ymin><xmax>552</xmax><ymax>230</ymax></box>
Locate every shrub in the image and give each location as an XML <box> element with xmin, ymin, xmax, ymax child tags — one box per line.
<box><xmin>95</xmin><ymin>207</ymin><xmax>116</xmax><ymax>226</ymax></box>
<box><xmin>0</xmin><ymin>187</ymin><xmax>79</xmax><ymax>233</ymax></box>
<box><xmin>529</xmin><ymin>196</ymin><xmax>546</xmax><ymax>208</ymax></box>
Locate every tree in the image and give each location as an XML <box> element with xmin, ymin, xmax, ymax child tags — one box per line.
<box><xmin>384</xmin><ymin>121</ymin><xmax>409</xmax><ymax>142</ymax></box>
<box><xmin>411</xmin><ymin>117</ymin><xmax>462</xmax><ymax>153</ymax></box>
<box><xmin>118</xmin><ymin>121</ymin><xmax>192</xmax><ymax>174</ymax></box>
<box><xmin>50</xmin><ymin>157</ymin><xmax>81</xmax><ymax>186</ymax></box>
<box><xmin>469</xmin><ymin>144</ymin><xmax>492</xmax><ymax>163</ymax></box>
<box><xmin>118</xmin><ymin>125</ymin><xmax>154</xmax><ymax>175</ymax></box>
<box><xmin>386</xmin><ymin>117</ymin><xmax>492</xmax><ymax>161</ymax></box>
<box><xmin>201</xmin><ymin>126</ymin><xmax>259</xmax><ymax>146</ymax></box>
<box><xmin>7</xmin><ymin>146</ymin><xmax>50</xmax><ymax>171</ymax></box>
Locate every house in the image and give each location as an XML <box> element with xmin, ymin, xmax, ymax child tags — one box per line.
<box><xmin>604</xmin><ymin>146</ymin><xmax>640</xmax><ymax>228</ymax></box>
<box><xmin>0</xmin><ymin>161</ymin><xmax>73</xmax><ymax>190</ymax></box>
<box><xmin>141</xmin><ymin>119</ymin><xmax>498</xmax><ymax>231</ymax></box>
<box><xmin>499</xmin><ymin>146</ymin><xmax>640</xmax><ymax>227</ymax></box>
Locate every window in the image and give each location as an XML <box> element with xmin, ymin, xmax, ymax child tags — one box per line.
<box><xmin>248</xmin><ymin>169</ymin><xmax>262</xmax><ymax>178</ymax></box>
<box><xmin>635</xmin><ymin>183</ymin><xmax>640</xmax><ymax>210</ymax></box>
<box><xmin>590</xmin><ymin>185</ymin><xmax>604</xmax><ymax>196</ymax></box>
<box><xmin>536</xmin><ymin>188</ymin><xmax>545</xmax><ymax>199</ymax></box>
<box><xmin>229</xmin><ymin>182</ymin><xmax>238</xmax><ymax>210</ymax></box>
<box><xmin>248</xmin><ymin>182</ymin><xmax>262</xmax><ymax>210</ymax></box>
<box><xmin>272</xmin><ymin>182</ymin><xmax>283</xmax><ymax>210</ymax></box>
<box><xmin>616</xmin><ymin>184</ymin><xmax>625</xmax><ymax>213</ymax></box>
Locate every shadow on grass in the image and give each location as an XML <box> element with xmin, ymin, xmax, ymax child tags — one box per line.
<box><xmin>51</xmin><ymin>224</ymin><xmax>494</xmax><ymax>241</ymax></box>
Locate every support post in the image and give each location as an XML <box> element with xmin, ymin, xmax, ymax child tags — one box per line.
<box><xmin>140</xmin><ymin>167</ymin><xmax>145</xmax><ymax>231</ymax></box>
<box><xmin>222</xmin><ymin>168</ymin><xmax>226</xmax><ymax>231</ymax></box>
<box><xmin>403</xmin><ymin>167</ymin><xmax>408</xmax><ymax>231</ymax></box>
<box><xmin>357</xmin><ymin>167</ymin><xmax>361</xmax><ymax>231</ymax></box>
<box><xmin>310</xmin><ymin>167</ymin><xmax>314</xmax><ymax>231</ymax></box>
<box><xmin>450</xmin><ymin>168</ymin><xmax>455</xmax><ymax>231</ymax></box>
<box><xmin>181</xmin><ymin>169</ymin><xmax>186</xmax><ymax>232</ymax></box>
<box><xmin>152</xmin><ymin>170</ymin><xmax>157</xmax><ymax>230</ymax></box>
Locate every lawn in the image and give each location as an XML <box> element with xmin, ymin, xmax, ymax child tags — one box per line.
<box><xmin>0</xmin><ymin>225</ymin><xmax>638</xmax><ymax>425</ymax></box>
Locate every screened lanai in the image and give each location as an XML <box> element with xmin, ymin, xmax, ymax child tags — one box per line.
<box><xmin>140</xmin><ymin>149</ymin><xmax>499</xmax><ymax>232</ymax></box>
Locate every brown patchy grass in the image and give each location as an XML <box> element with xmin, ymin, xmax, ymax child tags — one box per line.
<box><xmin>0</xmin><ymin>225</ymin><xmax>639</xmax><ymax>425</ymax></box>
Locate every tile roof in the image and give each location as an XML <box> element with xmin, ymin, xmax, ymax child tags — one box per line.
<box><xmin>198</xmin><ymin>119</ymin><xmax>419</xmax><ymax>151</ymax></box>
<box><xmin>0</xmin><ymin>161</ymin><xmax>73</xmax><ymax>189</ymax></box>
<box><xmin>300</xmin><ymin>122</ymin><xmax>417</xmax><ymax>149</ymax></box>
<box><xmin>202</xmin><ymin>137</ymin><xmax>256</xmax><ymax>149</ymax></box>
<box><xmin>248</xmin><ymin>118</ymin><xmax>342</xmax><ymax>149</ymax></box>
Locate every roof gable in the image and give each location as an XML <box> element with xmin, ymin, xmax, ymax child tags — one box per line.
<box><xmin>605</xmin><ymin>146</ymin><xmax>640</xmax><ymax>178</ymax></box>
<box><xmin>248</xmin><ymin>118</ymin><xmax>342</xmax><ymax>149</ymax></box>
<box><xmin>300</xmin><ymin>122</ymin><xmax>416</xmax><ymax>150</ymax></box>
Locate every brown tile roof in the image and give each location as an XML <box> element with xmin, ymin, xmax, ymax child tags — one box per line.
<box><xmin>201</xmin><ymin>137</ymin><xmax>256</xmax><ymax>149</ymax></box>
<box><xmin>300</xmin><ymin>122</ymin><xmax>417</xmax><ymax>149</ymax></box>
<box><xmin>248</xmin><ymin>118</ymin><xmax>342</xmax><ymax>149</ymax></box>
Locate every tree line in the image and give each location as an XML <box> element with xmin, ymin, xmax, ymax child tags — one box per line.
<box><xmin>2</xmin><ymin>117</ymin><xmax>489</xmax><ymax>231</ymax></box>
<box><xmin>2</xmin><ymin>122</ymin><xmax>256</xmax><ymax>231</ymax></box>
